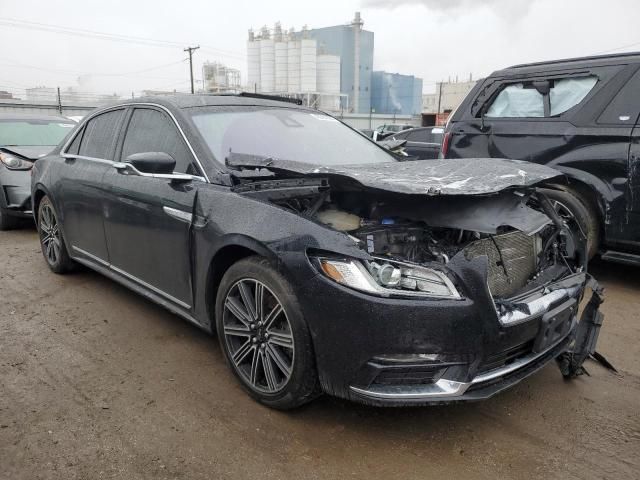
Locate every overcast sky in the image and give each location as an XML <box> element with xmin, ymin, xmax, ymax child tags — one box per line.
<box><xmin>1</xmin><ymin>0</ymin><xmax>639</xmax><ymax>97</ymax></box>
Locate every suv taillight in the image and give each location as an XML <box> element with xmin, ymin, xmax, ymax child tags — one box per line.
<box><xmin>440</xmin><ymin>131</ymin><xmax>451</xmax><ymax>158</ymax></box>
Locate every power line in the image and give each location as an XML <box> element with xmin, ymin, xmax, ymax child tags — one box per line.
<box><xmin>0</xmin><ymin>17</ymin><xmax>246</xmax><ymax>60</ymax></box>
<box><xmin>0</xmin><ymin>57</ymin><xmax>188</xmax><ymax>81</ymax></box>
<box><xmin>592</xmin><ymin>40</ymin><xmax>640</xmax><ymax>55</ymax></box>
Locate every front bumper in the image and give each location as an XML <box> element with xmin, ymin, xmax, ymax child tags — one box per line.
<box><xmin>0</xmin><ymin>168</ymin><xmax>32</xmax><ymax>217</ymax></box>
<box><xmin>292</xmin><ymin>252</ymin><xmax>586</xmax><ymax>406</ymax></box>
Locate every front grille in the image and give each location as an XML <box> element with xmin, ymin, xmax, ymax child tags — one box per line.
<box><xmin>478</xmin><ymin>340</ymin><xmax>535</xmax><ymax>374</ymax></box>
<box><xmin>463</xmin><ymin>231</ymin><xmax>537</xmax><ymax>298</ymax></box>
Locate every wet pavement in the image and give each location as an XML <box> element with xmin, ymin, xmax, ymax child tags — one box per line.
<box><xmin>1</xmin><ymin>229</ymin><xmax>639</xmax><ymax>479</ymax></box>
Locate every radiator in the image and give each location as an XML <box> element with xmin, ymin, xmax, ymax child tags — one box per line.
<box><xmin>463</xmin><ymin>231</ymin><xmax>538</xmax><ymax>298</ymax></box>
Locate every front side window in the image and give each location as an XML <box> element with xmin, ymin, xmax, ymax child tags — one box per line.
<box><xmin>121</xmin><ymin>108</ymin><xmax>197</xmax><ymax>175</ymax></box>
<box><xmin>79</xmin><ymin>109</ymin><xmax>124</xmax><ymax>159</ymax></box>
<box><xmin>485</xmin><ymin>75</ymin><xmax>597</xmax><ymax>118</ymax></box>
<box><xmin>190</xmin><ymin>107</ymin><xmax>396</xmax><ymax>166</ymax></box>
<box><xmin>0</xmin><ymin>118</ymin><xmax>75</xmax><ymax>146</ymax></box>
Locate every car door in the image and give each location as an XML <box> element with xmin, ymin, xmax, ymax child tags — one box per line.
<box><xmin>102</xmin><ymin>106</ymin><xmax>203</xmax><ymax>308</ymax></box>
<box><xmin>58</xmin><ymin>108</ymin><xmax>126</xmax><ymax>261</ymax></box>
<box><xmin>402</xmin><ymin>130</ymin><xmax>440</xmax><ymax>160</ymax></box>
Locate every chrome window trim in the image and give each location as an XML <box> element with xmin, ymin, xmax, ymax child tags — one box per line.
<box><xmin>62</xmin><ymin>153</ymin><xmax>115</xmax><ymax>166</ymax></box>
<box><xmin>71</xmin><ymin>245</ymin><xmax>191</xmax><ymax>309</ymax></box>
<box><xmin>61</xmin><ymin>102</ymin><xmax>210</xmax><ymax>183</ymax></box>
<box><xmin>111</xmin><ymin>162</ymin><xmax>205</xmax><ymax>183</ymax></box>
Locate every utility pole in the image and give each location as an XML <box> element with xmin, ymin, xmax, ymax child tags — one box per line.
<box><xmin>184</xmin><ymin>45</ymin><xmax>200</xmax><ymax>94</ymax></box>
<box><xmin>436</xmin><ymin>81</ymin><xmax>443</xmax><ymax>115</ymax></box>
<box><xmin>56</xmin><ymin>87</ymin><xmax>62</xmax><ymax>114</ymax></box>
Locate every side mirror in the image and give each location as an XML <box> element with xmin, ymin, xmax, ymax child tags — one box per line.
<box><xmin>125</xmin><ymin>152</ymin><xmax>176</xmax><ymax>174</ymax></box>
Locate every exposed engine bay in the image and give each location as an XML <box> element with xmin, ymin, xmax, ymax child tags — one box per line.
<box><xmin>232</xmin><ymin>175</ymin><xmax>585</xmax><ymax>301</ymax></box>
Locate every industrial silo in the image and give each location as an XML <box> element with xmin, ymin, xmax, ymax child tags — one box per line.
<box><xmin>317</xmin><ymin>54</ymin><xmax>341</xmax><ymax>111</ymax></box>
<box><xmin>259</xmin><ymin>35</ymin><xmax>275</xmax><ymax>93</ymax></box>
<box><xmin>287</xmin><ymin>36</ymin><xmax>301</xmax><ymax>93</ymax></box>
<box><xmin>246</xmin><ymin>30</ymin><xmax>261</xmax><ymax>93</ymax></box>
<box><xmin>300</xmin><ymin>38</ymin><xmax>317</xmax><ymax>93</ymax></box>
<box><xmin>275</xmin><ymin>41</ymin><xmax>288</xmax><ymax>93</ymax></box>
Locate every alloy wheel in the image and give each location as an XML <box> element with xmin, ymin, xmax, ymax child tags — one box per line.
<box><xmin>39</xmin><ymin>203</ymin><xmax>61</xmax><ymax>266</ymax></box>
<box><xmin>222</xmin><ymin>279</ymin><xmax>295</xmax><ymax>394</ymax></box>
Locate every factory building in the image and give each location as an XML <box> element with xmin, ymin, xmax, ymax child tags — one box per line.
<box><xmin>247</xmin><ymin>13</ymin><xmax>372</xmax><ymax>113</ymax></box>
<box><xmin>202</xmin><ymin>62</ymin><xmax>241</xmax><ymax>93</ymax></box>
<box><xmin>371</xmin><ymin>71</ymin><xmax>423</xmax><ymax>116</ymax></box>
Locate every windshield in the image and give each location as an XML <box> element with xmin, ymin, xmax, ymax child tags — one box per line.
<box><xmin>0</xmin><ymin>119</ymin><xmax>75</xmax><ymax>146</ymax></box>
<box><xmin>190</xmin><ymin>106</ymin><xmax>396</xmax><ymax>166</ymax></box>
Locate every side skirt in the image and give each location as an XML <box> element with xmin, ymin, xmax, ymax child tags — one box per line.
<box><xmin>71</xmin><ymin>253</ymin><xmax>212</xmax><ymax>334</ymax></box>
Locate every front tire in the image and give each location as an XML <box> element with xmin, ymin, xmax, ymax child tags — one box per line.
<box><xmin>538</xmin><ymin>187</ymin><xmax>601</xmax><ymax>260</ymax></box>
<box><xmin>215</xmin><ymin>256</ymin><xmax>319</xmax><ymax>409</ymax></box>
<box><xmin>37</xmin><ymin>196</ymin><xmax>77</xmax><ymax>273</ymax></box>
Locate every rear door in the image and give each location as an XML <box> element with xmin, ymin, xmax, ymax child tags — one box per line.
<box><xmin>102</xmin><ymin>106</ymin><xmax>202</xmax><ymax>308</ymax></box>
<box><xmin>58</xmin><ymin>108</ymin><xmax>126</xmax><ymax>261</ymax></box>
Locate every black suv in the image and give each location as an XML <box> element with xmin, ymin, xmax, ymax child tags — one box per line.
<box><xmin>442</xmin><ymin>52</ymin><xmax>640</xmax><ymax>264</ymax></box>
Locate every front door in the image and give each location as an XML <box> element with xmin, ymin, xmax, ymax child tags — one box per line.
<box><xmin>102</xmin><ymin>107</ymin><xmax>203</xmax><ymax>309</ymax></box>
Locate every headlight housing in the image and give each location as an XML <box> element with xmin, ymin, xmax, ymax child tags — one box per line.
<box><xmin>0</xmin><ymin>153</ymin><xmax>32</xmax><ymax>170</ymax></box>
<box><xmin>314</xmin><ymin>256</ymin><xmax>461</xmax><ymax>299</ymax></box>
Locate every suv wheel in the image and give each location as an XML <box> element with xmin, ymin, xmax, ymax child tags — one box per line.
<box><xmin>38</xmin><ymin>196</ymin><xmax>77</xmax><ymax>273</ymax></box>
<box><xmin>215</xmin><ymin>256</ymin><xmax>319</xmax><ymax>409</ymax></box>
<box><xmin>538</xmin><ymin>187</ymin><xmax>601</xmax><ymax>260</ymax></box>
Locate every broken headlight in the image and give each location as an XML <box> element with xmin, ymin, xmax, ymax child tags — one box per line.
<box><xmin>313</xmin><ymin>256</ymin><xmax>460</xmax><ymax>299</ymax></box>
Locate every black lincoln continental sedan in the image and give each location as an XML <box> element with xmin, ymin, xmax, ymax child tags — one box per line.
<box><xmin>31</xmin><ymin>94</ymin><xmax>605</xmax><ymax>409</ymax></box>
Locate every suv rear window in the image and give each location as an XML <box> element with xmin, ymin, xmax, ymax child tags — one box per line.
<box><xmin>486</xmin><ymin>76</ymin><xmax>597</xmax><ymax>118</ymax></box>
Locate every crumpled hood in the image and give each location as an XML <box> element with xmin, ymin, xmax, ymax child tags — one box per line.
<box><xmin>0</xmin><ymin>145</ymin><xmax>54</xmax><ymax>160</ymax></box>
<box><xmin>228</xmin><ymin>156</ymin><xmax>563</xmax><ymax>196</ymax></box>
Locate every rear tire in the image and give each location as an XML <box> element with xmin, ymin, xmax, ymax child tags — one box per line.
<box><xmin>538</xmin><ymin>187</ymin><xmax>600</xmax><ymax>260</ymax></box>
<box><xmin>37</xmin><ymin>196</ymin><xmax>77</xmax><ymax>273</ymax></box>
<box><xmin>0</xmin><ymin>208</ymin><xmax>18</xmax><ymax>231</ymax></box>
<box><xmin>215</xmin><ymin>256</ymin><xmax>319</xmax><ymax>410</ymax></box>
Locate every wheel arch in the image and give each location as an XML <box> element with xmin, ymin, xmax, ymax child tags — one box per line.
<box><xmin>548</xmin><ymin>166</ymin><xmax>613</xmax><ymax>219</ymax></box>
<box><xmin>32</xmin><ymin>185</ymin><xmax>48</xmax><ymax>223</ymax></box>
<box><xmin>204</xmin><ymin>235</ymin><xmax>279</xmax><ymax>331</ymax></box>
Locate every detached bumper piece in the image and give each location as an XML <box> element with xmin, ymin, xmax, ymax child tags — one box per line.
<box><xmin>557</xmin><ymin>276</ymin><xmax>614</xmax><ymax>377</ymax></box>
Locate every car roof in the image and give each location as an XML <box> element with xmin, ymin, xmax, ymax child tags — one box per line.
<box><xmin>106</xmin><ymin>93</ymin><xmax>314</xmax><ymax>111</ymax></box>
<box><xmin>0</xmin><ymin>113</ymin><xmax>75</xmax><ymax>122</ymax></box>
<box><xmin>498</xmin><ymin>51</ymin><xmax>640</xmax><ymax>75</ymax></box>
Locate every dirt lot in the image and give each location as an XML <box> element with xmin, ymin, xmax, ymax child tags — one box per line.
<box><xmin>1</xmin><ymin>228</ymin><xmax>639</xmax><ymax>480</ymax></box>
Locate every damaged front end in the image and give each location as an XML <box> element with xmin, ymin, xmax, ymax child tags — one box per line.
<box><xmin>228</xmin><ymin>156</ymin><xmax>608</xmax><ymax>403</ymax></box>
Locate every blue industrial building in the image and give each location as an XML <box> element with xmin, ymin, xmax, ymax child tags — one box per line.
<box><xmin>371</xmin><ymin>71</ymin><xmax>423</xmax><ymax>116</ymax></box>
<box><xmin>287</xmin><ymin>13</ymin><xmax>422</xmax><ymax>115</ymax></box>
<box><xmin>299</xmin><ymin>13</ymin><xmax>374</xmax><ymax>114</ymax></box>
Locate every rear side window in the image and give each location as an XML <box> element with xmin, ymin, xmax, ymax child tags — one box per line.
<box><xmin>79</xmin><ymin>109</ymin><xmax>124</xmax><ymax>159</ymax></box>
<box><xmin>549</xmin><ymin>77</ymin><xmax>598</xmax><ymax>115</ymax></box>
<box><xmin>485</xmin><ymin>76</ymin><xmax>597</xmax><ymax>118</ymax></box>
<box><xmin>121</xmin><ymin>108</ymin><xmax>197</xmax><ymax>175</ymax></box>
<box><xmin>406</xmin><ymin>130</ymin><xmax>427</xmax><ymax>141</ymax></box>
<box><xmin>486</xmin><ymin>84</ymin><xmax>544</xmax><ymax>118</ymax></box>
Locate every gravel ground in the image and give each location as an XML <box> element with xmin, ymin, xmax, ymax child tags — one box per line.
<box><xmin>1</xmin><ymin>228</ymin><xmax>639</xmax><ymax>480</ymax></box>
